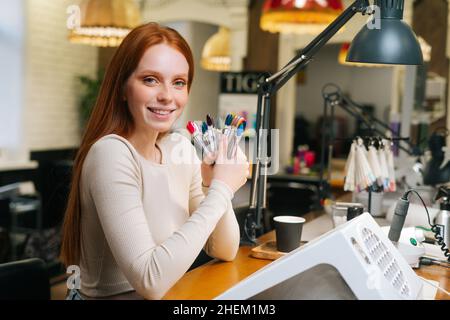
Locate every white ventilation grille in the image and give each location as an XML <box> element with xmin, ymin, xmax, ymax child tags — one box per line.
<box><xmin>361</xmin><ymin>227</ymin><xmax>410</xmax><ymax>298</ymax></box>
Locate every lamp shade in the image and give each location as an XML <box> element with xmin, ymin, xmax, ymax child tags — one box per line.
<box><xmin>69</xmin><ymin>0</ymin><xmax>141</xmax><ymax>47</ymax></box>
<box><xmin>201</xmin><ymin>27</ymin><xmax>231</xmax><ymax>72</ymax></box>
<box><xmin>346</xmin><ymin>0</ymin><xmax>423</xmax><ymax>66</ymax></box>
<box><xmin>339</xmin><ymin>43</ymin><xmax>388</xmax><ymax>67</ymax></box>
<box><xmin>260</xmin><ymin>0</ymin><xmax>344</xmax><ymax>34</ymax></box>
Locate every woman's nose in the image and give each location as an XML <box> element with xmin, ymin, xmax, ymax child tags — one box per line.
<box><xmin>157</xmin><ymin>84</ymin><xmax>173</xmax><ymax>103</ymax></box>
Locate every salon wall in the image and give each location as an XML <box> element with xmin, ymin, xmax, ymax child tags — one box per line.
<box><xmin>295</xmin><ymin>44</ymin><xmax>394</xmax><ymax>133</ymax></box>
<box><xmin>24</xmin><ymin>0</ymin><xmax>98</xmax><ymax>151</ymax></box>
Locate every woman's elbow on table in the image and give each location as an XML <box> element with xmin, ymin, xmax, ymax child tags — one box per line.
<box><xmin>219</xmin><ymin>246</ymin><xmax>239</xmax><ymax>262</ymax></box>
<box><xmin>208</xmin><ymin>237</ymin><xmax>240</xmax><ymax>262</ymax></box>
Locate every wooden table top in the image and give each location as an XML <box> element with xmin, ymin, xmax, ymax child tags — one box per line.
<box><xmin>163</xmin><ymin>210</ymin><xmax>449</xmax><ymax>300</ymax></box>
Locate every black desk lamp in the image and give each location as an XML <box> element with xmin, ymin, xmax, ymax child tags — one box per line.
<box><xmin>318</xmin><ymin>83</ymin><xmax>416</xmax><ymax>213</ymax></box>
<box><xmin>242</xmin><ymin>0</ymin><xmax>423</xmax><ymax>245</ymax></box>
<box><xmin>318</xmin><ymin>83</ymin><xmax>415</xmax><ymax>188</ymax></box>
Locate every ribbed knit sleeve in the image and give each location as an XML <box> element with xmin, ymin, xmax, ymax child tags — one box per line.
<box><xmin>84</xmin><ymin>138</ymin><xmax>235</xmax><ymax>300</ymax></box>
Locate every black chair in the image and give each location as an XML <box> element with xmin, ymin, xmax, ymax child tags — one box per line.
<box><xmin>0</xmin><ymin>183</ymin><xmax>41</xmax><ymax>261</ymax></box>
<box><xmin>0</xmin><ymin>227</ymin><xmax>10</xmax><ymax>263</ymax></box>
<box><xmin>0</xmin><ymin>183</ymin><xmax>22</xmax><ymax>229</ymax></box>
<box><xmin>34</xmin><ymin>160</ymin><xmax>73</xmax><ymax>229</ymax></box>
<box><xmin>0</xmin><ymin>258</ymin><xmax>50</xmax><ymax>300</ymax></box>
<box><xmin>9</xmin><ymin>160</ymin><xmax>72</xmax><ymax>266</ymax></box>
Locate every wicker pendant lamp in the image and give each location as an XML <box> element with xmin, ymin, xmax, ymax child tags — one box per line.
<box><xmin>69</xmin><ymin>0</ymin><xmax>141</xmax><ymax>47</ymax></box>
<box><xmin>201</xmin><ymin>27</ymin><xmax>231</xmax><ymax>72</ymax></box>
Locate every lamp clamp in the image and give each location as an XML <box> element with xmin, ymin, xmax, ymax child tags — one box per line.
<box><xmin>354</xmin><ymin>0</ymin><xmax>372</xmax><ymax>15</ymax></box>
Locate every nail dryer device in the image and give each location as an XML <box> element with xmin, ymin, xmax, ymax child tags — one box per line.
<box><xmin>215</xmin><ymin>213</ymin><xmax>423</xmax><ymax>300</ymax></box>
<box><xmin>381</xmin><ymin>226</ymin><xmax>426</xmax><ymax>268</ymax></box>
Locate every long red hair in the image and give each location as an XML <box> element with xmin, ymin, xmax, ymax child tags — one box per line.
<box><xmin>60</xmin><ymin>22</ymin><xmax>194</xmax><ymax>267</ymax></box>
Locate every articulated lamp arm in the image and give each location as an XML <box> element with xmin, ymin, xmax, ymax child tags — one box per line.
<box><xmin>244</xmin><ymin>0</ymin><xmax>375</xmax><ymax>245</ymax></box>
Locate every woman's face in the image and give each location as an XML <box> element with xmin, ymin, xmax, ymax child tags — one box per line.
<box><xmin>125</xmin><ymin>43</ymin><xmax>189</xmax><ymax>135</ymax></box>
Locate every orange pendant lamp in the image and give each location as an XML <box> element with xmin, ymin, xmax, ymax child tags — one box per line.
<box><xmin>260</xmin><ymin>0</ymin><xmax>344</xmax><ymax>34</ymax></box>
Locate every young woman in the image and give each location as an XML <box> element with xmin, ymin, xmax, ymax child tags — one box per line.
<box><xmin>60</xmin><ymin>22</ymin><xmax>249</xmax><ymax>300</ymax></box>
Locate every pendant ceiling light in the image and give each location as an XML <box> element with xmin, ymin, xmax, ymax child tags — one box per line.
<box><xmin>69</xmin><ymin>0</ymin><xmax>141</xmax><ymax>47</ymax></box>
<box><xmin>260</xmin><ymin>0</ymin><xmax>344</xmax><ymax>35</ymax></box>
<box><xmin>201</xmin><ymin>27</ymin><xmax>231</xmax><ymax>72</ymax></box>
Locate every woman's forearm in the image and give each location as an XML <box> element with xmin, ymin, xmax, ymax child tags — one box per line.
<box><xmin>204</xmin><ymin>204</ymin><xmax>240</xmax><ymax>261</ymax></box>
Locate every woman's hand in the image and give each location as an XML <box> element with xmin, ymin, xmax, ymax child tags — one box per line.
<box><xmin>212</xmin><ymin>136</ymin><xmax>249</xmax><ymax>193</ymax></box>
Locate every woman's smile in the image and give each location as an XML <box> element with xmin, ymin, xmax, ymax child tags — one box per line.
<box><xmin>146</xmin><ymin>106</ymin><xmax>177</xmax><ymax>120</ymax></box>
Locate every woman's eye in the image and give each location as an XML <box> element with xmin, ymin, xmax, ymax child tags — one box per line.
<box><xmin>174</xmin><ymin>80</ymin><xmax>187</xmax><ymax>88</ymax></box>
<box><xmin>144</xmin><ymin>77</ymin><xmax>157</xmax><ymax>85</ymax></box>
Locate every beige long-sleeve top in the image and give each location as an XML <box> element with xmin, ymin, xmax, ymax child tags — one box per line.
<box><xmin>79</xmin><ymin>133</ymin><xmax>240</xmax><ymax>300</ymax></box>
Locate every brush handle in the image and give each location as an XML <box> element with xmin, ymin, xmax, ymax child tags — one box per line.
<box><xmin>223</xmin><ymin>126</ymin><xmax>232</xmax><ymax>139</ymax></box>
<box><xmin>205</xmin><ymin>129</ymin><xmax>216</xmax><ymax>153</ymax></box>
<box><xmin>202</xmin><ymin>132</ymin><xmax>214</xmax><ymax>154</ymax></box>
<box><xmin>227</xmin><ymin>135</ymin><xmax>236</xmax><ymax>159</ymax></box>
<box><xmin>193</xmin><ymin>133</ymin><xmax>210</xmax><ymax>156</ymax></box>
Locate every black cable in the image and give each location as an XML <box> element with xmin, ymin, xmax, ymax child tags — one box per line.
<box><xmin>404</xmin><ymin>189</ymin><xmax>450</xmax><ymax>262</ymax></box>
<box><xmin>419</xmin><ymin>257</ymin><xmax>450</xmax><ymax>269</ymax></box>
<box><xmin>404</xmin><ymin>189</ymin><xmax>433</xmax><ymax>226</ymax></box>
<box><xmin>420</xmin><ymin>256</ymin><xmax>450</xmax><ymax>267</ymax></box>
<box><xmin>431</xmin><ymin>226</ymin><xmax>450</xmax><ymax>263</ymax></box>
